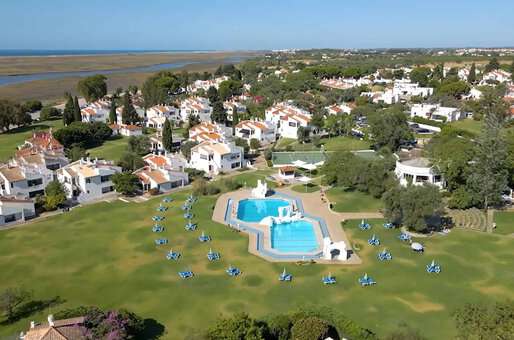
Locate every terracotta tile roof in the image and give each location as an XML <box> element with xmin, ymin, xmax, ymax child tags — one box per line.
<box><xmin>24</xmin><ymin>317</ymin><xmax>86</xmax><ymax>340</ymax></box>
<box><xmin>0</xmin><ymin>165</ymin><xmax>25</xmax><ymax>182</ymax></box>
<box><xmin>26</xmin><ymin>131</ymin><xmax>63</xmax><ymax>151</ymax></box>
<box><xmin>145</xmin><ymin>155</ymin><xmax>167</xmax><ymax>167</ymax></box>
<box><xmin>81</xmin><ymin>107</ymin><xmax>96</xmax><ymax>116</ymax></box>
<box><xmin>279</xmin><ymin>166</ymin><xmax>295</xmax><ymax>172</ymax></box>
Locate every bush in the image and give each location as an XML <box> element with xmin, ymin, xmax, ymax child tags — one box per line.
<box><xmin>23</xmin><ymin>100</ymin><xmax>43</xmax><ymax>113</ymax></box>
<box><xmin>205</xmin><ymin>184</ymin><xmax>221</xmax><ymax>195</ymax></box>
<box><xmin>148</xmin><ymin>188</ymin><xmax>160</xmax><ymax>196</ymax></box>
<box><xmin>291</xmin><ymin>316</ymin><xmax>330</xmax><ymax>340</ymax></box>
<box><xmin>39</xmin><ymin>106</ymin><xmax>62</xmax><ymax>121</ymax></box>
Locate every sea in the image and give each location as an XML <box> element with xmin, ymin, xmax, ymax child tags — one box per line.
<box><xmin>0</xmin><ymin>49</ymin><xmax>213</xmax><ymax>57</ymax></box>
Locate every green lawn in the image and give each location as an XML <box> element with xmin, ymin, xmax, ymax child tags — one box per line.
<box><xmin>1</xmin><ymin>180</ymin><xmax>513</xmax><ymax>339</ymax></box>
<box><xmin>291</xmin><ymin>183</ymin><xmax>320</xmax><ymax>193</ymax></box>
<box><xmin>275</xmin><ymin>136</ymin><xmax>370</xmax><ymax>153</ymax></box>
<box><xmin>0</xmin><ymin>119</ymin><xmax>63</xmax><ymax>162</ymax></box>
<box><xmin>326</xmin><ymin>187</ymin><xmax>383</xmax><ymax>212</ymax></box>
<box><xmin>493</xmin><ymin>211</ymin><xmax>514</xmax><ymax>235</ymax></box>
<box><xmin>448</xmin><ymin>119</ymin><xmax>483</xmax><ymax>136</ymax></box>
<box><xmin>87</xmin><ymin>136</ymin><xmax>129</xmax><ymax>162</ymax></box>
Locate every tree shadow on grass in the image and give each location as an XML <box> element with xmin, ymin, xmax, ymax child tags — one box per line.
<box><xmin>136</xmin><ymin>318</ymin><xmax>166</xmax><ymax>340</ymax></box>
<box><xmin>0</xmin><ymin>296</ymin><xmax>65</xmax><ymax>325</ymax></box>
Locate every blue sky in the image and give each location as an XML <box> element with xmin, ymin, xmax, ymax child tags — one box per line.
<box><xmin>1</xmin><ymin>0</ymin><xmax>513</xmax><ymax>50</ymax></box>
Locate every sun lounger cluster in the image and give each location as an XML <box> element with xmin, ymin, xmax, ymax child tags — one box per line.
<box><xmin>368</xmin><ymin>234</ymin><xmax>380</xmax><ymax>246</ymax></box>
<box><xmin>185</xmin><ymin>220</ymin><xmax>197</xmax><ymax>231</ymax></box>
<box><xmin>426</xmin><ymin>260</ymin><xmax>441</xmax><ymax>273</ymax></box>
<box><xmin>166</xmin><ymin>249</ymin><xmax>181</xmax><ymax>260</ymax></box>
<box><xmin>377</xmin><ymin>249</ymin><xmax>392</xmax><ymax>261</ymax></box>
<box><xmin>359</xmin><ymin>219</ymin><xmax>371</xmax><ymax>230</ymax></box>
<box><xmin>322</xmin><ymin>273</ymin><xmax>336</xmax><ymax>285</ymax></box>
<box><xmin>162</xmin><ymin>197</ymin><xmax>173</xmax><ymax>203</ymax></box>
<box><xmin>156</xmin><ymin>204</ymin><xmax>168</xmax><ymax>212</ymax></box>
<box><xmin>279</xmin><ymin>268</ymin><xmax>292</xmax><ymax>282</ymax></box>
<box><xmin>383</xmin><ymin>222</ymin><xmax>394</xmax><ymax>229</ymax></box>
<box><xmin>178</xmin><ymin>270</ymin><xmax>193</xmax><ymax>279</ymax></box>
<box><xmin>198</xmin><ymin>231</ymin><xmax>211</xmax><ymax>242</ymax></box>
<box><xmin>358</xmin><ymin>273</ymin><xmax>376</xmax><ymax>286</ymax></box>
<box><xmin>207</xmin><ymin>248</ymin><xmax>220</xmax><ymax>261</ymax></box>
<box><xmin>152</xmin><ymin>215</ymin><xmax>164</xmax><ymax>222</ymax></box>
<box><xmin>398</xmin><ymin>232</ymin><xmax>411</xmax><ymax>241</ymax></box>
<box><xmin>155</xmin><ymin>238</ymin><xmax>168</xmax><ymax>245</ymax></box>
<box><xmin>152</xmin><ymin>224</ymin><xmax>164</xmax><ymax>233</ymax></box>
<box><xmin>226</xmin><ymin>265</ymin><xmax>241</xmax><ymax>276</ymax></box>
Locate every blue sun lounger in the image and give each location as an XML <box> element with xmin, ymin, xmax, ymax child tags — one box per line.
<box><xmin>377</xmin><ymin>249</ymin><xmax>392</xmax><ymax>261</ymax></box>
<box><xmin>181</xmin><ymin>203</ymin><xmax>191</xmax><ymax>211</ymax></box>
<box><xmin>279</xmin><ymin>268</ymin><xmax>292</xmax><ymax>282</ymax></box>
<box><xmin>166</xmin><ymin>249</ymin><xmax>181</xmax><ymax>260</ymax></box>
<box><xmin>398</xmin><ymin>232</ymin><xmax>411</xmax><ymax>241</ymax></box>
<box><xmin>383</xmin><ymin>222</ymin><xmax>394</xmax><ymax>229</ymax></box>
<box><xmin>368</xmin><ymin>234</ymin><xmax>380</xmax><ymax>246</ymax></box>
<box><xmin>359</xmin><ymin>219</ymin><xmax>371</xmax><ymax>230</ymax></box>
<box><xmin>155</xmin><ymin>238</ymin><xmax>168</xmax><ymax>245</ymax></box>
<box><xmin>178</xmin><ymin>270</ymin><xmax>193</xmax><ymax>279</ymax></box>
<box><xmin>226</xmin><ymin>265</ymin><xmax>241</xmax><ymax>276</ymax></box>
<box><xmin>156</xmin><ymin>205</ymin><xmax>168</xmax><ymax>212</ymax></box>
<box><xmin>152</xmin><ymin>225</ymin><xmax>164</xmax><ymax>232</ymax></box>
<box><xmin>152</xmin><ymin>215</ymin><xmax>164</xmax><ymax>222</ymax></box>
<box><xmin>186</xmin><ymin>195</ymin><xmax>197</xmax><ymax>203</ymax></box>
<box><xmin>207</xmin><ymin>249</ymin><xmax>220</xmax><ymax>261</ymax></box>
<box><xmin>358</xmin><ymin>273</ymin><xmax>376</xmax><ymax>287</ymax></box>
<box><xmin>162</xmin><ymin>197</ymin><xmax>173</xmax><ymax>203</ymax></box>
<box><xmin>322</xmin><ymin>273</ymin><xmax>336</xmax><ymax>285</ymax></box>
<box><xmin>184</xmin><ymin>212</ymin><xmax>193</xmax><ymax>219</ymax></box>
<box><xmin>198</xmin><ymin>231</ymin><xmax>211</xmax><ymax>242</ymax></box>
<box><xmin>426</xmin><ymin>260</ymin><xmax>441</xmax><ymax>273</ymax></box>
<box><xmin>185</xmin><ymin>221</ymin><xmax>197</xmax><ymax>231</ymax></box>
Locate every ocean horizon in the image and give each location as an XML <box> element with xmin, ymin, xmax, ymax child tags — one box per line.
<box><xmin>0</xmin><ymin>49</ymin><xmax>219</xmax><ymax>57</ymax></box>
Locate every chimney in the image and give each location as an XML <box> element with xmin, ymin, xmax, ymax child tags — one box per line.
<box><xmin>48</xmin><ymin>314</ymin><xmax>54</xmax><ymax>327</ymax></box>
<box><xmin>30</xmin><ymin>321</ymin><xmax>35</xmax><ymax>329</ymax></box>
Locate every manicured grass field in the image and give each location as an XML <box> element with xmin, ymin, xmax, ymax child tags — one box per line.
<box><xmin>1</xmin><ymin>184</ymin><xmax>513</xmax><ymax>339</ymax></box>
<box><xmin>291</xmin><ymin>183</ymin><xmax>320</xmax><ymax>193</ymax></box>
<box><xmin>87</xmin><ymin>136</ymin><xmax>129</xmax><ymax>162</ymax></box>
<box><xmin>493</xmin><ymin>210</ymin><xmax>514</xmax><ymax>235</ymax></box>
<box><xmin>275</xmin><ymin>136</ymin><xmax>370</xmax><ymax>152</ymax></box>
<box><xmin>448</xmin><ymin>119</ymin><xmax>483</xmax><ymax>136</ymax></box>
<box><xmin>326</xmin><ymin>188</ymin><xmax>383</xmax><ymax>212</ymax></box>
<box><xmin>0</xmin><ymin>119</ymin><xmax>63</xmax><ymax>162</ymax></box>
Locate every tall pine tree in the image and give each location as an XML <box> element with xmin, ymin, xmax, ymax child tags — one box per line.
<box><xmin>162</xmin><ymin>118</ymin><xmax>173</xmax><ymax>152</ymax></box>
<box><xmin>121</xmin><ymin>92</ymin><xmax>136</xmax><ymax>124</ymax></box>
<box><xmin>62</xmin><ymin>93</ymin><xmax>75</xmax><ymax>126</ymax></box>
<box><xmin>73</xmin><ymin>96</ymin><xmax>81</xmax><ymax>122</ymax></box>
<box><xmin>467</xmin><ymin>63</ymin><xmax>477</xmax><ymax>84</ymax></box>
<box><xmin>109</xmin><ymin>99</ymin><xmax>117</xmax><ymax>124</ymax></box>
<box><xmin>232</xmin><ymin>105</ymin><xmax>239</xmax><ymax>134</ymax></box>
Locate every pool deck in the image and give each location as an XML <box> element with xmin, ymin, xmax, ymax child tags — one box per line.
<box><xmin>212</xmin><ymin>188</ymin><xmax>363</xmax><ymax>265</ymax></box>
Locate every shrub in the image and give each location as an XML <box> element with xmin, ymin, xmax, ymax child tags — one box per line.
<box><xmin>148</xmin><ymin>188</ymin><xmax>160</xmax><ymax>196</ymax></box>
<box><xmin>291</xmin><ymin>316</ymin><xmax>330</xmax><ymax>340</ymax></box>
<box><xmin>39</xmin><ymin>106</ymin><xmax>61</xmax><ymax>121</ymax></box>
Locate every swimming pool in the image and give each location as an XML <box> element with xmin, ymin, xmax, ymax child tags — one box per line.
<box><xmin>237</xmin><ymin>198</ymin><xmax>290</xmax><ymax>223</ymax></box>
<box><xmin>271</xmin><ymin>220</ymin><xmax>319</xmax><ymax>253</ymax></box>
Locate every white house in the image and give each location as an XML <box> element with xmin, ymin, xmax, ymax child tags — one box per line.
<box><xmin>146</xmin><ymin>105</ymin><xmax>180</xmax><ymax>127</ymax></box>
<box><xmin>361</xmin><ymin>89</ymin><xmax>399</xmax><ymax>105</ymax></box>
<box><xmin>465</xmin><ymin>87</ymin><xmax>483</xmax><ymax>100</ymax></box>
<box><xmin>0</xmin><ymin>196</ymin><xmax>36</xmax><ymax>226</ymax></box>
<box><xmin>320</xmin><ymin>77</ymin><xmax>372</xmax><ymax>90</ymax></box>
<box><xmin>393</xmin><ymin>80</ymin><xmax>434</xmax><ymax>98</ymax></box>
<box><xmin>481</xmin><ymin>70</ymin><xmax>512</xmax><ymax>84</ymax></box>
<box><xmin>325</xmin><ymin>103</ymin><xmax>354</xmax><ymax>115</ymax></box>
<box><xmin>81</xmin><ymin>100</ymin><xmax>110</xmax><ymax>123</ymax></box>
<box><xmin>179</xmin><ymin>97</ymin><xmax>213</xmax><ymax>122</ymax></box>
<box><xmin>110</xmin><ymin>124</ymin><xmax>143</xmax><ymax>137</ymax></box>
<box><xmin>57</xmin><ymin>158</ymin><xmax>122</xmax><ymax>203</ymax></box>
<box><xmin>410</xmin><ymin>104</ymin><xmax>464</xmax><ymax>122</ymax></box>
<box><xmin>394</xmin><ymin>157</ymin><xmax>444</xmax><ymax>189</ymax></box>
<box><xmin>234</xmin><ymin>120</ymin><xmax>276</xmax><ymax>145</ymax></box>
<box><xmin>0</xmin><ymin>163</ymin><xmax>53</xmax><ymax>199</ymax></box>
<box><xmin>143</xmin><ymin>153</ymin><xmax>188</xmax><ymax>172</ymax></box>
<box><xmin>190</xmin><ymin>141</ymin><xmax>244</xmax><ymax>176</ymax></box>
<box><xmin>188</xmin><ymin>121</ymin><xmax>229</xmax><ymax>143</ymax></box>
<box><xmin>278</xmin><ymin>113</ymin><xmax>312</xmax><ymax>139</ymax></box>
<box><xmin>223</xmin><ymin>100</ymin><xmax>247</xmax><ymax>122</ymax></box>
<box><xmin>134</xmin><ymin>166</ymin><xmax>188</xmax><ymax>193</ymax></box>
<box><xmin>187</xmin><ymin>76</ymin><xmax>230</xmax><ymax>93</ymax></box>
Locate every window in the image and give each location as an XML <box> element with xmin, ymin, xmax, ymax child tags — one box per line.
<box><xmin>288</xmin><ymin>122</ymin><xmax>296</xmax><ymax>127</ymax></box>
<box><xmin>102</xmin><ymin>186</ymin><xmax>113</xmax><ymax>194</ymax></box>
<box><xmin>100</xmin><ymin>175</ymin><xmax>111</xmax><ymax>183</ymax></box>
<box><xmin>86</xmin><ymin>178</ymin><xmax>91</xmax><ymax>184</ymax></box>
<box><xmin>27</xmin><ymin>178</ymin><xmax>43</xmax><ymax>187</ymax></box>
<box><xmin>231</xmin><ymin>162</ymin><xmax>240</xmax><ymax>169</ymax></box>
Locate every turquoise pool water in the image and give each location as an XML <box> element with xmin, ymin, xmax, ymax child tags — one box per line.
<box><xmin>237</xmin><ymin>199</ymin><xmax>290</xmax><ymax>223</ymax></box>
<box><xmin>271</xmin><ymin>220</ymin><xmax>318</xmax><ymax>253</ymax></box>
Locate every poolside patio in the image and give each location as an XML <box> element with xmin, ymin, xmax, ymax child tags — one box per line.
<box><xmin>212</xmin><ymin>187</ymin><xmax>362</xmax><ymax>264</ymax></box>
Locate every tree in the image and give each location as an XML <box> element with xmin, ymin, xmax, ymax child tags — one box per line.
<box><xmin>468</xmin><ymin>111</ymin><xmax>509</xmax><ymax>229</ymax></box>
<box><xmin>62</xmin><ymin>94</ymin><xmax>75</xmax><ymax>126</ymax></box>
<box><xmin>121</xmin><ymin>92</ymin><xmax>137</xmax><ymax>124</ymax></box>
<box><xmin>77</xmin><ymin>75</ymin><xmax>107</xmax><ymax>103</ymax></box>
<box><xmin>43</xmin><ymin>181</ymin><xmax>67</xmax><ymax>211</ymax></box>
<box><xmin>432</xmin><ymin>63</ymin><xmax>444</xmax><ymax>81</ymax></box>
<box><xmin>467</xmin><ymin>63</ymin><xmax>477</xmax><ymax>84</ymax></box>
<box><xmin>484</xmin><ymin>57</ymin><xmax>500</xmax><ymax>73</ymax></box>
<box><xmin>297</xmin><ymin>126</ymin><xmax>310</xmax><ymax>143</ymax></box>
<box><xmin>112</xmin><ymin>173</ymin><xmax>140</xmax><ymax>195</ymax></box>
<box><xmin>73</xmin><ymin>96</ymin><xmax>81</xmax><ymax>122</ymax></box>
<box><xmin>383</xmin><ymin>184</ymin><xmax>444</xmax><ymax>232</ymax></box>
<box><xmin>128</xmin><ymin>85</ymin><xmax>138</xmax><ymax>95</ymax></box>
<box><xmin>232</xmin><ymin>106</ymin><xmax>240</xmax><ymax>133</ymax></box>
<box><xmin>53</xmin><ymin>122</ymin><xmax>112</xmax><ymax>149</ymax></box>
<box><xmin>206</xmin><ymin>313</ymin><xmax>265</xmax><ymax>340</ymax></box>
<box><xmin>180</xmin><ymin>141</ymin><xmax>198</xmax><ymax>161</ymax></box>
<box><xmin>368</xmin><ymin>107</ymin><xmax>413</xmax><ymax>151</ymax></box>
<box><xmin>249</xmin><ymin>138</ymin><xmax>261</xmax><ymax>152</ymax></box>
<box><xmin>207</xmin><ymin>86</ymin><xmax>219</xmax><ymax>104</ymax></box>
<box><xmin>66</xmin><ymin>145</ymin><xmax>87</xmax><ymax>162</ymax></box>
<box><xmin>409</xmin><ymin>67</ymin><xmax>431</xmax><ymax>87</ymax></box>
<box><xmin>0</xmin><ymin>287</ymin><xmax>32</xmax><ymax>321</ymax></box>
<box><xmin>218</xmin><ymin>80</ymin><xmax>243</xmax><ymax>101</ymax></box>
<box><xmin>291</xmin><ymin>316</ymin><xmax>331</xmax><ymax>340</ymax></box>
<box><xmin>109</xmin><ymin>99</ymin><xmax>117</xmax><ymax>124</ymax></box>
<box><xmin>384</xmin><ymin>324</ymin><xmax>427</xmax><ymax>340</ymax></box>
<box><xmin>453</xmin><ymin>302</ymin><xmax>514</xmax><ymax>340</ymax></box>
<box><xmin>127</xmin><ymin>135</ymin><xmax>151</xmax><ymax>156</ymax></box>
<box><xmin>438</xmin><ymin>80</ymin><xmax>470</xmax><ymax>98</ymax></box>
<box><xmin>22</xmin><ymin>100</ymin><xmax>42</xmax><ymax>113</ymax></box>
<box><xmin>12</xmin><ymin>105</ymin><xmax>32</xmax><ymax>128</ymax></box>
<box><xmin>118</xmin><ymin>152</ymin><xmax>145</xmax><ymax>172</ymax></box>
<box><xmin>162</xmin><ymin>118</ymin><xmax>173</xmax><ymax>152</ymax></box>
<box><xmin>39</xmin><ymin>106</ymin><xmax>61</xmax><ymax>121</ymax></box>
<box><xmin>211</xmin><ymin>100</ymin><xmax>227</xmax><ymax>124</ymax></box>
<box><xmin>0</xmin><ymin>100</ymin><xmax>16</xmax><ymax>131</ymax></box>
<box><xmin>310</xmin><ymin>113</ymin><xmax>324</xmax><ymax>131</ymax></box>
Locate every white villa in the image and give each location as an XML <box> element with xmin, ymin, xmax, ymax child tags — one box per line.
<box><xmin>134</xmin><ymin>166</ymin><xmax>188</xmax><ymax>193</ymax></box>
<box><xmin>234</xmin><ymin>120</ymin><xmax>276</xmax><ymax>145</ymax></box>
<box><xmin>110</xmin><ymin>124</ymin><xmax>143</xmax><ymax>137</ymax></box>
<box><xmin>361</xmin><ymin>89</ymin><xmax>399</xmax><ymax>105</ymax></box>
<box><xmin>187</xmin><ymin>76</ymin><xmax>230</xmax><ymax>93</ymax></box>
<box><xmin>223</xmin><ymin>100</ymin><xmax>247</xmax><ymax>122</ymax></box>
<box><xmin>81</xmin><ymin>100</ymin><xmax>110</xmax><ymax>123</ymax></box>
<box><xmin>189</xmin><ymin>141</ymin><xmax>244</xmax><ymax>176</ymax></box>
<box><xmin>179</xmin><ymin>97</ymin><xmax>213</xmax><ymax>122</ymax></box>
<box><xmin>0</xmin><ymin>163</ymin><xmax>52</xmax><ymax>199</ymax></box>
<box><xmin>57</xmin><ymin>158</ymin><xmax>122</xmax><ymax>203</ymax></box>
<box><xmin>265</xmin><ymin>102</ymin><xmax>312</xmax><ymax>139</ymax></box>
<box><xmin>326</xmin><ymin>103</ymin><xmax>354</xmax><ymax>115</ymax></box>
<box><xmin>395</xmin><ymin>157</ymin><xmax>444</xmax><ymax>189</ymax></box>
<box><xmin>320</xmin><ymin>77</ymin><xmax>372</xmax><ymax>90</ymax></box>
<box><xmin>0</xmin><ymin>196</ymin><xmax>36</xmax><ymax>226</ymax></box>
<box><xmin>410</xmin><ymin>104</ymin><xmax>464</xmax><ymax>122</ymax></box>
<box><xmin>143</xmin><ymin>153</ymin><xmax>188</xmax><ymax>172</ymax></box>
<box><xmin>146</xmin><ymin>105</ymin><xmax>180</xmax><ymax>127</ymax></box>
<box><xmin>188</xmin><ymin>121</ymin><xmax>228</xmax><ymax>143</ymax></box>
<box><xmin>393</xmin><ymin>80</ymin><xmax>434</xmax><ymax>98</ymax></box>
<box><xmin>481</xmin><ymin>70</ymin><xmax>512</xmax><ymax>84</ymax></box>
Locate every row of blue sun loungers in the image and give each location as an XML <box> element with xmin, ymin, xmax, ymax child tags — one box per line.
<box><xmin>152</xmin><ymin>215</ymin><xmax>165</xmax><ymax>222</ymax></box>
<box><xmin>166</xmin><ymin>249</ymin><xmax>181</xmax><ymax>260</ymax></box>
<box><xmin>377</xmin><ymin>249</ymin><xmax>392</xmax><ymax>261</ymax></box>
<box><xmin>368</xmin><ymin>234</ymin><xmax>380</xmax><ymax>246</ymax></box>
<box><xmin>359</xmin><ymin>219</ymin><xmax>371</xmax><ymax>230</ymax></box>
<box><xmin>152</xmin><ymin>225</ymin><xmax>164</xmax><ymax>233</ymax></box>
<box><xmin>184</xmin><ymin>212</ymin><xmax>193</xmax><ymax>219</ymax></box>
<box><xmin>156</xmin><ymin>205</ymin><xmax>168</xmax><ymax>212</ymax></box>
